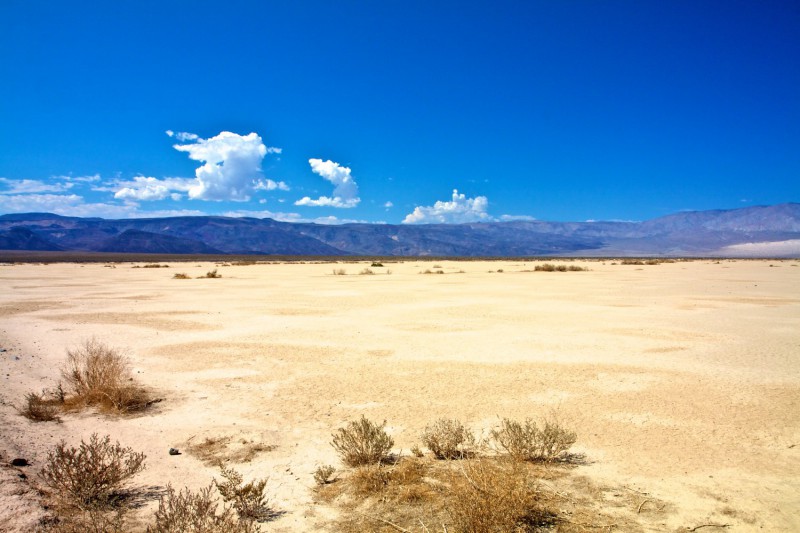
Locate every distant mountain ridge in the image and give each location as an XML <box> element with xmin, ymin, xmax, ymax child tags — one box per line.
<box><xmin>1</xmin><ymin>203</ymin><xmax>799</xmax><ymax>257</ymax></box>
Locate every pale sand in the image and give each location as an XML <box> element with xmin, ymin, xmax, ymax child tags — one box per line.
<box><xmin>0</xmin><ymin>259</ymin><xmax>798</xmax><ymax>531</ymax></box>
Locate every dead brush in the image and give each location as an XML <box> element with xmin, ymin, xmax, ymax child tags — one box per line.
<box><xmin>331</xmin><ymin>416</ymin><xmax>394</xmax><ymax>467</ymax></box>
<box><xmin>421</xmin><ymin>418</ymin><xmax>475</xmax><ymax>459</ymax></box>
<box><xmin>491</xmin><ymin>417</ymin><xmax>577</xmax><ymax>462</ymax></box>
<box><xmin>61</xmin><ymin>338</ymin><xmax>152</xmax><ymax>413</ymax></box>
<box><xmin>445</xmin><ymin>457</ymin><xmax>555</xmax><ymax>532</ymax></box>
<box><xmin>186</xmin><ymin>436</ymin><xmax>274</xmax><ymax>466</ymax></box>
<box><xmin>172</xmin><ymin>273</ymin><xmax>191</xmax><ymax>279</ymax></box>
<box><xmin>18</xmin><ymin>390</ymin><xmax>61</xmax><ymax>422</ymax></box>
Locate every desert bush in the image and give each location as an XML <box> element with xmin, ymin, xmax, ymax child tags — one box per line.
<box><xmin>567</xmin><ymin>265</ymin><xmax>588</xmax><ymax>271</ymax></box>
<box><xmin>18</xmin><ymin>390</ymin><xmax>60</xmax><ymax>422</ymax></box>
<box><xmin>332</xmin><ymin>268</ymin><xmax>347</xmax><ymax>275</ymax></box>
<box><xmin>446</xmin><ymin>458</ymin><xmax>553</xmax><ymax>532</ymax></box>
<box><xmin>146</xmin><ymin>484</ymin><xmax>258</xmax><ymax>533</ymax></box>
<box><xmin>491</xmin><ymin>417</ymin><xmax>576</xmax><ymax>462</ymax></box>
<box><xmin>41</xmin><ymin>434</ymin><xmax>146</xmax><ymax>507</ymax></box>
<box><xmin>421</xmin><ymin>418</ymin><xmax>475</xmax><ymax>459</ymax></box>
<box><xmin>199</xmin><ymin>269</ymin><xmax>221</xmax><ymax>278</ymax></box>
<box><xmin>370</xmin><ymin>262</ymin><xmax>384</xmax><ymax>267</ymax></box>
<box><xmin>61</xmin><ymin>339</ymin><xmax>151</xmax><ymax>412</ymax></box>
<box><xmin>621</xmin><ymin>259</ymin><xmax>645</xmax><ymax>265</ymax></box>
<box><xmin>331</xmin><ymin>416</ymin><xmax>394</xmax><ymax>467</ymax></box>
<box><xmin>359</xmin><ymin>268</ymin><xmax>374</xmax><ymax>275</ymax></box>
<box><xmin>215</xmin><ymin>466</ymin><xmax>271</xmax><ymax>523</ymax></box>
<box><xmin>534</xmin><ymin>263</ymin><xmax>555</xmax><ymax>272</ymax></box>
<box><xmin>173</xmin><ymin>273</ymin><xmax>191</xmax><ymax>279</ymax></box>
<box><xmin>313</xmin><ymin>465</ymin><xmax>336</xmax><ymax>485</ymax></box>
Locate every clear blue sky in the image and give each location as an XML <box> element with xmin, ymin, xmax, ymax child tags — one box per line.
<box><xmin>1</xmin><ymin>0</ymin><xmax>798</xmax><ymax>224</ymax></box>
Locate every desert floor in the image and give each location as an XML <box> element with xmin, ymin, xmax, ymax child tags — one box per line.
<box><xmin>0</xmin><ymin>259</ymin><xmax>798</xmax><ymax>532</ymax></box>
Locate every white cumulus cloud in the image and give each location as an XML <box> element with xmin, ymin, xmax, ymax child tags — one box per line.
<box><xmin>0</xmin><ymin>178</ymin><xmax>74</xmax><ymax>194</ymax></box>
<box><xmin>172</xmin><ymin>131</ymin><xmax>282</xmax><ymax>201</ymax></box>
<box><xmin>402</xmin><ymin>189</ymin><xmax>492</xmax><ymax>224</ymax></box>
<box><xmin>295</xmin><ymin>159</ymin><xmax>360</xmax><ymax>208</ymax></box>
<box><xmin>112</xmin><ymin>176</ymin><xmax>194</xmax><ymax>201</ymax></box>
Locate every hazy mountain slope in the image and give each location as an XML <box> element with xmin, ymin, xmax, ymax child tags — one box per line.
<box><xmin>1</xmin><ymin>203</ymin><xmax>798</xmax><ymax>256</ymax></box>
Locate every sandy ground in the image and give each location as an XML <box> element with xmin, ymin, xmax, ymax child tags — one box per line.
<box><xmin>0</xmin><ymin>258</ymin><xmax>798</xmax><ymax>532</ymax></box>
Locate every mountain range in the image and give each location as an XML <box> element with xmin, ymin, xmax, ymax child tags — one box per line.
<box><xmin>1</xmin><ymin>203</ymin><xmax>799</xmax><ymax>257</ymax></box>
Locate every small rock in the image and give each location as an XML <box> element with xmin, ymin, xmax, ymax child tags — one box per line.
<box><xmin>168</xmin><ymin>448</ymin><xmax>180</xmax><ymax>455</ymax></box>
<box><xmin>11</xmin><ymin>458</ymin><xmax>29</xmax><ymax>467</ymax></box>
<box><xmin>17</xmin><ymin>473</ymin><xmax>27</xmax><ymax>479</ymax></box>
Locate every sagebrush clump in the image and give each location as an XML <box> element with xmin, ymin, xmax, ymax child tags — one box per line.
<box><xmin>313</xmin><ymin>465</ymin><xmax>336</xmax><ymax>485</ymax></box>
<box><xmin>331</xmin><ymin>416</ymin><xmax>394</xmax><ymax>467</ymax></box>
<box><xmin>41</xmin><ymin>433</ymin><xmax>146</xmax><ymax>507</ymax></box>
<box><xmin>491</xmin><ymin>417</ymin><xmax>576</xmax><ymax>462</ymax></box>
<box><xmin>420</xmin><ymin>418</ymin><xmax>475</xmax><ymax>459</ymax></box>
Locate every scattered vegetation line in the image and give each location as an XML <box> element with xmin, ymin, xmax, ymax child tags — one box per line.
<box><xmin>533</xmin><ymin>263</ymin><xmax>588</xmax><ymax>272</ymax></box>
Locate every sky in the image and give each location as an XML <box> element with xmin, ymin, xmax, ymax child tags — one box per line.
<box><xmin>1</xmin><ymin>1</ymin><xmax>798</xmax><ymax>225</ymax></box>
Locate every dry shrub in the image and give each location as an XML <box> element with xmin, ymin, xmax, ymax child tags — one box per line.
<box><xmin>215</xmin><ymin>466</ymin><xmax>272</xmax><ymax>523</ymax></box>
<box><xmin>199</xmin><ymin>269</ymin><xmax>221</xmax><ymax>278</ymax></box>
<box><xmin>491</xmin><ymin>417</ymin><xmax>576</xmax><ymax>462</ymax></box>
<box><xmin>314</xmin><ymin>465</ymin><xmax>336</xmax><ymax>485</ymax></box>
<box><xmin>331</xmin><ymin>416</ymin><xmax>394</xmax><ymax>467</ymax></box>
<box><xmin>172</xmin><ymin>273</ymin><xmax>191</xmax><ymax>279</ymax></box>
<box><xmin>61</xmin><ymin>338</ymin><xmax>151</xmax><ymax>413</ymax></box>
<box><xmin>446</xmin><ymin>458</ymin><xmax>554</xmax><ymax>532</ymax></box>
<box><xmin>333</xmin><ymin>268</ymin><xmax>347</xmax><ymax>275</ymax></box>
<box><xmin>18</xmin><ymin>390</ymin><xmax>60</xmax><ymax>422</ymax></box>
<box><xmin>41</xmin><ymin>434</ymin><xmax>146</xmax><ymax>507</ymax></box>
<box><xmin>359</xmin><ymin>268</ymin><xmax>375</xmax><ymax>275</ymax></box>
<box><xmin>421</xmin><ymin>418</ymin><xmax>475</xmax><ymax>459</ymax></box>
<box><xmin>146</xmin><ymin>484</ymin><xmax>258</xmax><ymax>533</ymax></box>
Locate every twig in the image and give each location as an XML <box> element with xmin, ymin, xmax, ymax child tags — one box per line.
<box><xmin>367</xmin><ymin>515</ymin><xmax>411</xmax><ymax>533</ymax></box>
<box><xmin>623</xmin><ymin>485</ymin><xmax>649</xmax><ymax>496</ymax></box>
<box><xmin>687</xmin><ymin>524</ymin><xmax>731</xmax><ymax>532</ymax></box>
<box><xmin>637</xmin><ymin>498</ymin><xmax>653</xmax><ymax>513</ymax></box>
<box><xmin>564</xmin><ymin>520</ymin><xmax>617</xmax><ymax>530</ymax></box>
